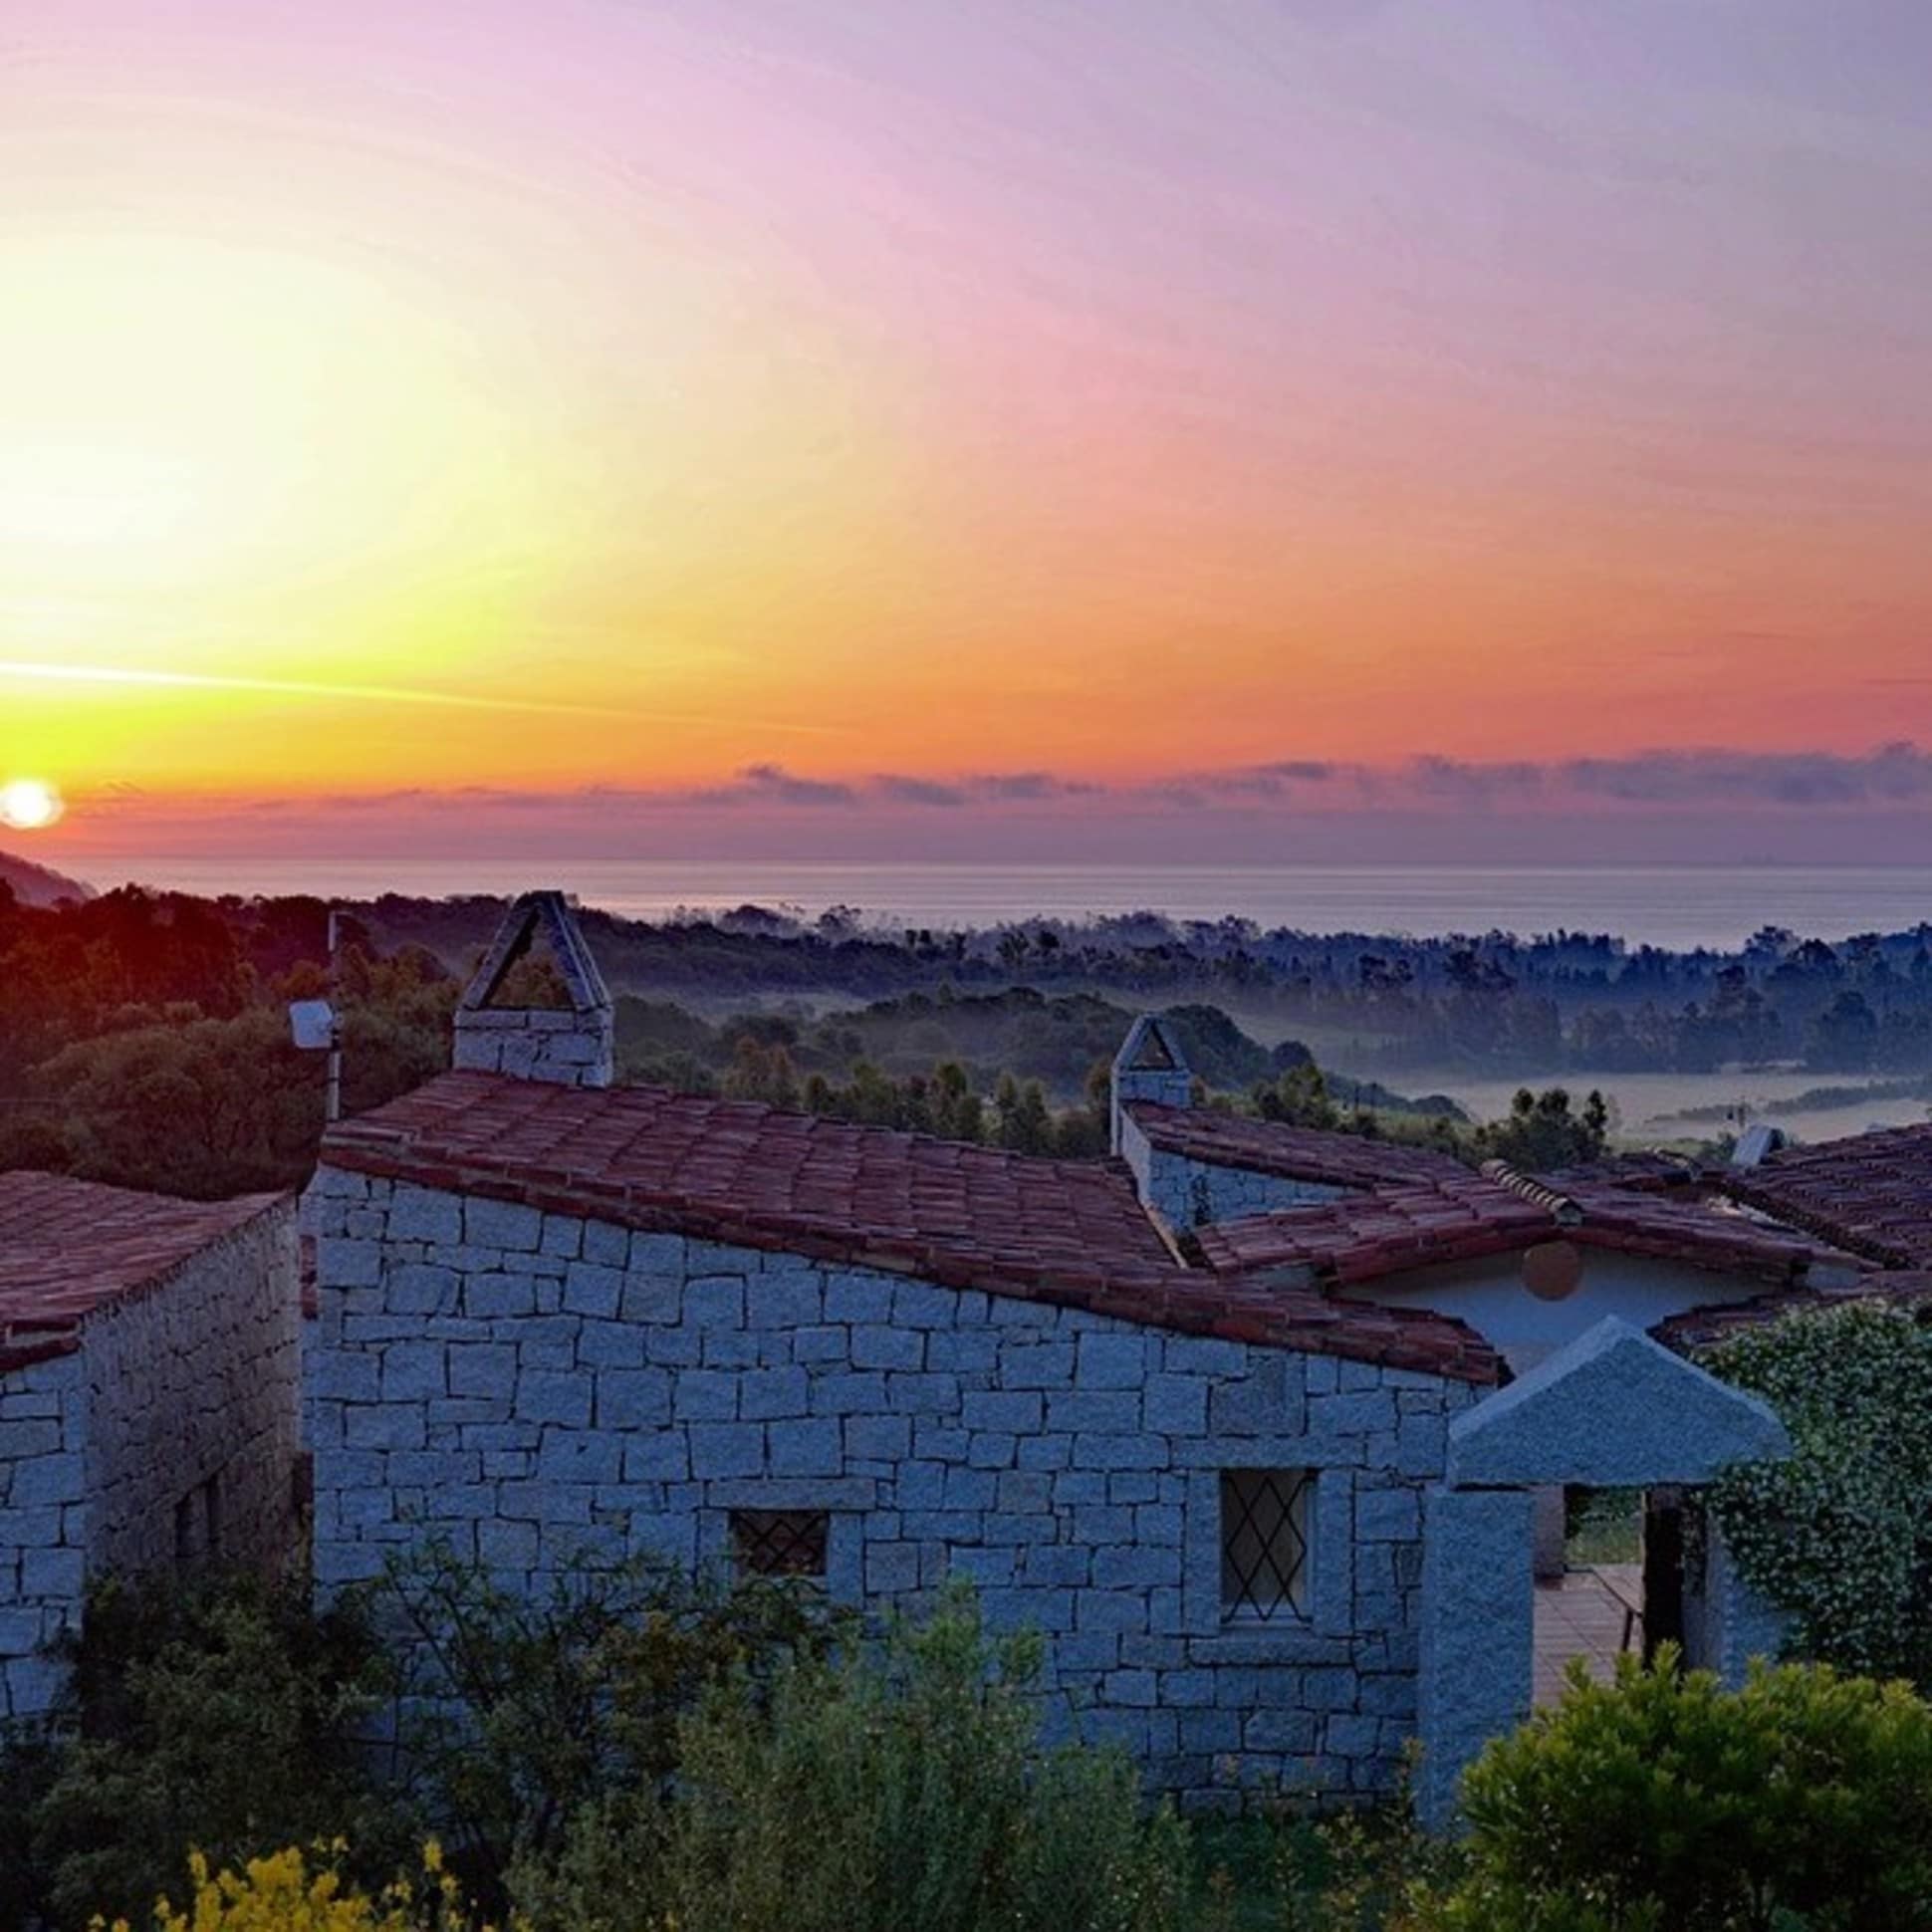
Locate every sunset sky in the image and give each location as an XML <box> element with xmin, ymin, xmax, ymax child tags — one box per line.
<box><xmin>5</xmin><ymin>0</ymin><xmax>1932</xmax><ymax>866</ymax></box>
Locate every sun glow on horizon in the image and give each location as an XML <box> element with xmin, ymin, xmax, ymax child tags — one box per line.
<box><xmin>0</xmin><ymin>780</ymin><xmax>64</xmax><ymax>833</ymax></box>
<box><xmin>4</xmin><ymin>3</ymin><xmax>1930</xmax><ymax>857</ymax></box>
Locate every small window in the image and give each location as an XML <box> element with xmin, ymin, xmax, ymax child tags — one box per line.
<box><xmin>1221</xmin><ymin>1469</ymin><xmax>1312</xmax><ymax>1621</ymax></box>
<box><xmin>730</xmin><ymin>1509</ymin><xmax>830</xmax><ymax>1579</ymax></box>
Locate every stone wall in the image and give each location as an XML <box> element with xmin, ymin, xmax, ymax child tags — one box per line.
<box><xmin>1118</xmin><ymin>1111</ymin><xmax>1348</xmax><ymax>1231</ymax></box>
<box><xmin>0</xmin><ymin>1201</ymin><xmax>300</xmax><ymax>1721</ymax></box>
<box><xmin>84</xmin><ymin>1201</ymin><xmax>303</xmax><ymax>1577</ymax></box>
<box><xmin>452</xmin><ymin>1008</ymin><xmax>613</xmax><ymax>1088</ymax></box>
<box><xmin>0</xmin><ymin>1350</ymin><xmax>86</xmax><ymax>1721</ymax></box>
<box><xmin>307</xmin><ymin>1168</ymin><xmax>1481</xmax><ymax>1805</ymax></box>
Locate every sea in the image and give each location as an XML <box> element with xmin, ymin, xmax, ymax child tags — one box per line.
<box><xmin>59</xmin><ymin>856</ymin><xmax>1932</xmax><ymax>953</ymax></box>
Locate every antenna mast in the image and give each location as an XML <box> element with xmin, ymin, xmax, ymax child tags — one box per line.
<box><xmin>326</xmin><ymin>906</ymin><xmax>343</xmax><ymax>1125</ymax></box>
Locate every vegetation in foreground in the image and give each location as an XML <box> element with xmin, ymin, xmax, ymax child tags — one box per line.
<box><xmin>1707</xmin><ymin>1299</ymin><xmax>1932</xmax><ymax>1692</ymax></box>
<box><xmin>8</xmin><ymin>1549</ymin><xmax>1932</xmax><ymax>1932</ymax></box>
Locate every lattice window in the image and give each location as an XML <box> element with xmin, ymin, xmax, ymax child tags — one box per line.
<box><xmin>1220</xmin><ymin>1469</ymin><xmax>1312</xmax><ymax>1620</ymax></box>
<box><xmin>730</xmin><ymin>1509</ymin><xmax>830</xmax><ymax>1579</ymax></box>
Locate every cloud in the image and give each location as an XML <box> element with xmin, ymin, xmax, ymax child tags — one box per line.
<box><xmin>50</xmin><ymin>749</ymin><xmax>1932</xmax><ymax>857</ymax></box>
<box><xmin>1557</xmin><ymin>743</ymin><xmax>1932</xmax><ymax>807</ymax></box>
<box><xmin>872</xmin><ymin>774</ymin><xmax>968</xmax><ymax>807</ymax></box>
<box><xmin>966</xmin><ymin>772</ymin><xmax>1102</xmax><ymax>802</ymax></box>
<box><xmin>696</xmin><ymin>764</ymin><xmax>858</xmax><ymax>807</ymax></box>
<box><xmin>0</xmin><ymin>659</ymin><xmax>836</xmax><ymax>735</ymax></box>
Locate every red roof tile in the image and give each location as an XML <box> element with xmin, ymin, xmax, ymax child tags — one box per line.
<box><xmin>1188</xmin><ymin>1168</ymin><xmax>1845</xmax><ymax>1290</ymax></box>
<box><xmin>1723</xmin><ymin>1125</ymin><xmax>1932</xmax><ymax>1267</ymax></box>
<box><xmin>1125</xmin><ymin>1104</ymin><xmax>1467</xmax><ymax>1190</ymax></box>
<box><xmin>322</xmin><ymin>1075</ymin><xmax>1501</xmax><ymax>1382</ymax></box>
<box><xmin>1654</xmin><ymin>1270</ymin><xmax>1932</xmax><ymax>1352</ymax></box>
<box><xmin>0</xmin><ymin>1172</ymin><xmax>288</xmax><ymax>1372</ymax></box>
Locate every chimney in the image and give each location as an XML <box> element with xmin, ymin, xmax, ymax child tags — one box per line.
<box><xmin>452</xmin><ymin>890</ymin><xmax>614</xmax><ymax>1087</ymax></box>
<box><xmin>1109</xmin><ymin>1014</ymin><xmax>1192</xmax><ymax>1152</ymax></box>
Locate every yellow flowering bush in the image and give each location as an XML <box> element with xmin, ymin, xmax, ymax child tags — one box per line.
<box><xmin>106</xmin><ymin>1843</ymin><xmax>485</xmax><ymax>1932</ymax></box>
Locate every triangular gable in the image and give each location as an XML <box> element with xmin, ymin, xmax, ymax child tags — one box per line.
<box><xmin>1447</xmin><ymin>1316</ymin><xmax>1789</xmax><ymax>1488</ymax></box>
<box><xmin>460</xmin><ymin>890</ymin><xmax>612</xmax><ymax>1016</ymax></box>
<box><xmin>1114</xmin><ymin>1014</ymin><xmax>1188</xmax><ymax>1077</ymax></box>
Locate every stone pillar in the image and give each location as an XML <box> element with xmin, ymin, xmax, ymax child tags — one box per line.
<box><xmin>1690</xmin><ymin>1521</ymin><xmax>1789</xmax><ymax>1686</ymax></box>
<box><xmin>1531</xmin><ymin>1484</ymin><xmax>1568</xmax><ymax>1579</ymax></box>
<box><xmin>1417</xmin><ymin>1485</ymin><xmax>1535</xmax><ymax>1828</ymax></box>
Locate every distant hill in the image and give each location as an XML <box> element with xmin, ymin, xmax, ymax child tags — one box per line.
<box><xmin>0</xmin><ymin>847</ymin><xmax>94</xmax><ymax>906</ymax></box>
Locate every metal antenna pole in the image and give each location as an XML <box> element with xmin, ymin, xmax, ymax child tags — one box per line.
<box><xmin>325</xmin><ymin>906</ymin><xmax>343</xmax><ymax>1125</ymax></box>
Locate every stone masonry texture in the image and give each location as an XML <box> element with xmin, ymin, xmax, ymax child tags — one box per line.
<box><xmin>306</xmin><ymin>1168</ymin><xmax>1480</xmax><ymax>1807</ymax></box>
<box><xmin>0</xmin><ymin>1198</ymin><xmax>301</xmax><ymax>1718</ymax></box>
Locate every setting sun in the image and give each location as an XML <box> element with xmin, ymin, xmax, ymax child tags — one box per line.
<box><xmin>0</xmin><ymin>779</ymin><xmax>63</xmax><ymax>832</ymax></box>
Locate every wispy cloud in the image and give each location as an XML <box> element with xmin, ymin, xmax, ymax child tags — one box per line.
<box><xmin>0</xmin><ymin>659</ymin><xmax>837</xmax><ymax>735</ymax></box>
<box><xmin>48</xmin><ymin>746</ymin><xmax>1932</xmax><ymax>838</ymax></box>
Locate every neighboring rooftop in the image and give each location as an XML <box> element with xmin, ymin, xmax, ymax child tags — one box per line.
<box><xmin>322</xmin><ymin>1073</ymin><xmax>1501</xmax><ymax>1380</ymax></box>
<box><xmin>1124</xmin><ymin>1102</ymin><xmax>1467</xmax><ymax>1191</ymax></box>
<box><xmin>1723</xmin><ymin>1123</ymin><xmax>1932</xmax><ymax>1267</ymax></box>
<box><xmin>0</xmin><ymin>1172</ymin><xmax>287</xmax><ymax>1371</ymax></box>
<box><xmin>1655</xmin><ymin>1270</ymin><xmax>1932</xmax><ymax>1353</ymax></box>
<box><xmin>1188</xmin><ymin>1166</ymin><xmax>1852</xmax><ymax>1291</ymax></box>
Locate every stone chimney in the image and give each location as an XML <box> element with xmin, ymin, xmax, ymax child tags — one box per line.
<box><xmin>452</xmin><ymin>890</ymin><xmax>614</xmax><ymax>1087</ymax></box>
<box><xmin>1109</xmin><ymin>1014</ymin><xmax>1192</xmax><ymax>1152</ymax></box>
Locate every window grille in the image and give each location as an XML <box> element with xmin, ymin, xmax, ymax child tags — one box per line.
<box><xmin>1220</xmin><ymin>1469</ymin><xmax>1311</xmax><ymax>1620</ymax></box>
<box><xmin>730</xmin><ymin>1508</ymin><xmax>830</xmax><ymax>1579</ymax></box>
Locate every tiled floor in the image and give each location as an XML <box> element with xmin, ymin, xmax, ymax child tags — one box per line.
<box><xmin>1534</xmin><ymin>1564</ymin><xmax>1642</xmax><ymax>1707</ymax></box>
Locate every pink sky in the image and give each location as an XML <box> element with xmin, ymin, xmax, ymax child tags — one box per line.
<box><xmin>4</xmin><ymin>0</ymin><xmax>1931</xmax><ymax>862</ymax></box>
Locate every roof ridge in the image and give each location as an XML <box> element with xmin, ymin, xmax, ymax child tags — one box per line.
<box><xmin>1478</xmin><ymin>1159</ymin><xmax>1583</xmax><ymax>1228</ymax></box>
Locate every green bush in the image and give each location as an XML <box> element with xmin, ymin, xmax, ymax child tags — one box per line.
<box><xmin>3</xmin><ymin>1568</ymin><xmax>398</xmax><ymax>1932</ymax></box>
<box><xmin>560</xmin><ymin>1580</ymin><xmax>1189</xmax><ymax>1932</ymax></box>
<box><xmin>1705</xmin><ymin>1299</ymin><xmax>1932</xmax><ymax>1686</ymax></box>
<box><xmin>1422</xmin><ymin>1650</ymin><xmax>1932</xmax><ymax>1932</ymax></box>
<box><xmin>374</xmin><ymin>1540</ymin><xmax>840</xmax><ymax>1911</ymax></box>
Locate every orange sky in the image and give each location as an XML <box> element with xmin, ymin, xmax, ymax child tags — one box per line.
<box><xmin>4</xmin><ymin>0</ymin><xmax>1931</xmax><ymax>860</ymax></box>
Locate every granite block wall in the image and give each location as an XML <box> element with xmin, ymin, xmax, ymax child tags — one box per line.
<box><xmin>0</xmin><ymin>1351</ymin><xmax>86</xmax><ymax>1721</ymax></box>
<box><xmin>306</xmin><ymin>1168</ymin><xmax>1481</xmax><ymax>1805</ymax></box>
<box><xmin>452</xmin><ymin>1008</ymin><xmax>613</xmax><ymax>1087</ymax></box>
<box><xmin>1118</xmin><ymin>1112</ymin><xmax>1349</xmax><ymax>1232</ymax></box>
<box><xmin>84</xmin><ymin>1201</ymin><xmax>303</xmax><ymax>1577</ymax></box>
<box><xmin>0</xmin><ymin>1200</ymin><xmax>301</xmax><ymax>1721</ymax></box>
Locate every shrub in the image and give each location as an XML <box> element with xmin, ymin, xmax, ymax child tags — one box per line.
<box><xmin>124</xmin><ymin>1844</ymin><xmax>480</xmax><ymax>1932</ymax></box>
<box><xmin>374</xmin><ymin>1540</ymin><xmax>840</xmax><ymax>1910</ymax></box>
<box><xmin>626</xmin><ymin>1581</ymin><xmax>1188</xmax><ymax>1932</ymax></box>
<box><xmin>9</xmin><ymin>1568</ymin><xmax>398</xmax><ymax>1932</ymax></box>
<box><xmin>1188</xmin><ymin>1784</ymin><xmax>1455</xmax><ymax>1932</ymax></box>
<box><xmin>1421</xmin><ymin>1650</ymin><xmax>1932</xmax><ymax>1932</ymax></box>
<box><xmin>1705</xmin><ymin>1300</ymin><xmax>1932</xmax><ymax>1688</ymax></box>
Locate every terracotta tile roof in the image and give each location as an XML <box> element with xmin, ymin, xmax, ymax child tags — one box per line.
<box><xmin>1124</xmin><ymin>1103</ymin><xmax>1467</xmax><ymax>1191</ymax></box>
<box><xmin>322</xmin><ymin>1074</ymin><xmax>1501</xmax><ymax>1382</ymax></box>
<box><xmin>1654</xmin><ymin>1270</ymin><xmax>1932</xmax><ymax>1352</ymax></box>
<box><xmin>1542</xmin><ymin>1150</ymin><xmax>1713</xmax><ymax>1195</ymax></box>
<box><xmin>1187</xmin><ymin>1168</ymin><xmax>1845</xmax><ymax>1291</ymax></box>
<box><xmin>1723</xmin><ymin>1124</ymin><xmax>1932</xmax><ymax>1267</ymax></box>
<box><xmin>0</xmin><ymin>1172</ymin><xmax>288</xmax><ymax>1373</ymax></box>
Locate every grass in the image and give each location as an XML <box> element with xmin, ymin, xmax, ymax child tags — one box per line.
<box><xmin>1567</xmin><ymin>1487</ymin><xmax>1642</xmax><ymax>1567</ymax></box>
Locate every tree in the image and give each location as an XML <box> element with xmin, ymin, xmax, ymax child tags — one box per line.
<box><xmin>1473</xmin><ymin>1087</ymin><xmax>1608</xmax><ymax>1170</ymax></box>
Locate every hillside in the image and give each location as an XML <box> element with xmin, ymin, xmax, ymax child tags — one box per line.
<box><xmin>0</xmin><ymin>846</ymin><xmax>93</xmax><ymax>906</ymax></box>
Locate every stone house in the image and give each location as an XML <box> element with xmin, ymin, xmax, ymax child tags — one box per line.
<box><xmin>0</xmin><ymin>1172</ymin><xmax>301</xmax><ymax>1719</ymax></box>
<box><xmin>4</xmin><ymin>889</ymin><xmax>1924</xmax><ymax>1812</ymax></box>
<box><xmin>305</xmin><ymin>894</ymin><xmax>1884</xmax><ymax>1815</ymax></box>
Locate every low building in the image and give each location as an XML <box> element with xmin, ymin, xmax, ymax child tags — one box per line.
<box><xmin>0</xmin><ymin>1173</ymin><xmax>301</xmax><ymax>1719</ymax></box>
<box><xmin>304</xmin><ymin>893</ymin><xmax>1862</xmax><ymax>1813</ymax></box>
